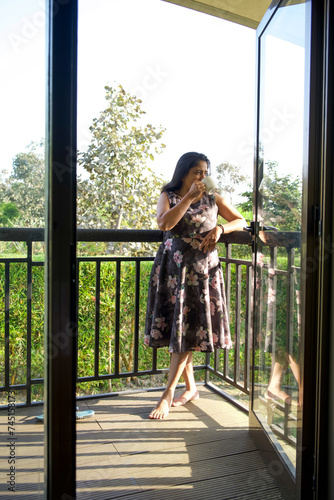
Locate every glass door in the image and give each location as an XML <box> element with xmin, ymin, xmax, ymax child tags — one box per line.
<box><xmin>250</xmin><ymin>1</ymin><xmax>311</xmax><ymax>497</ymax></box>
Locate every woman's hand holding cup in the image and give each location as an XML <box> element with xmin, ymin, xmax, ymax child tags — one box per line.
<box><xmin>188</xmin><ymin>180</ymin><xmax>206</xmax><ymax>202</ymax></box>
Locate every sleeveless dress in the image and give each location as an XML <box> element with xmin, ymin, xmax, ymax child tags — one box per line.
<box><xmin>144</xmin><ymin>191</ymin><xmax>232</xmax><ymax>353</ymax></box>
<box><xmin>145</xmin><ymin>191</ymin><xmax>232</xmax><ymax>353</ymax></box>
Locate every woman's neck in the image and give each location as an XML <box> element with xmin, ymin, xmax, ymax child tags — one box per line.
<box><xmin>175</xmin><ymin>185</ymin><xmax>188</xmax><ymax>198</ymax></box>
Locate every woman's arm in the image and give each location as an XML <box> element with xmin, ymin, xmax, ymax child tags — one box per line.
<box><xmin>199</xmin><ymin>193</ymin><xmax>246</xmax><ymax>252</ymax></box>
<box><xmin>215</xmin><ymin>193</ymin><xmax>246</xmax><ymax>233</ymax></box>
<box><xmin>156</xmin><ymin>182</ymin><xmax>205</xmax><ymax>231</ymax></box>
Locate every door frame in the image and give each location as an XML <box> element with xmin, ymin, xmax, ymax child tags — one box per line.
<box><xmin>43</xmin><ymin>0</ymin><xmax>332</xmax><ymax>497</ymax></box>
<box><xmin>45</xmin><ymin>1</ymin><xmax>78</xmax><ymax>498</ymax></box>
<box><xmin>249</xmin><ymin>0</ymin><xmax>326</xmax><ymax>498</ymax></box>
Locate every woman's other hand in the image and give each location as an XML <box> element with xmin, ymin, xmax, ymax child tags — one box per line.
<box><xmin>199</xmin><ymin>226</ymin><xmax>223</xmax><ymax>253</ymax></box>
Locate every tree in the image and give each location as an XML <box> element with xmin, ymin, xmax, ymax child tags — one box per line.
<box><xmin>77</xmin><ymin>85</ymin><xmax>166</xmax><ymax>236</ymax></box>
<box><xmin>0</xmin><ymin>202</ymin><xmax>20</xmax><ymax>226</ymax></box>
<box><xmin>216</xmin><ymin>161</ymin><xmax>249</xmax><ymax>203</ymax></box>
<box><xmin>1</xmin><ymin>141</ymin><xmax>45</xmax><ymax>227</ymax></box>
<box><xmin>238</xmin><ymin>161</ymin><xmax>302</xmax><ymax>231</ymax></box>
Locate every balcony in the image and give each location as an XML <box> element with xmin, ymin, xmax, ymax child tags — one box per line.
<box><xmin>2</xmin><ymin>386</ymin><xmax>286</xmax><ymax>499</ymax></box>
<box><xmin>0</xmin><ymin>228</ymin><xmax>298</xmax><ymax>498</ymax></box>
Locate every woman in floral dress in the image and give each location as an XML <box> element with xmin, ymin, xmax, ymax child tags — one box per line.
<box><xmin>145</xmin><ymin>152</ymin><xmax>245</xmax><ymax>418</ymax></box>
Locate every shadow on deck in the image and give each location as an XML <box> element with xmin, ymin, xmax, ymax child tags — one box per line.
<box><xmin>0</xmin><ymin>386</ymin><xmax>284</xmax><ymax>499</ymax></box>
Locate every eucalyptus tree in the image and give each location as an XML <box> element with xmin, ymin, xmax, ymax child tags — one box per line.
<box><xmin>77</xmin><ymin>85</ymin><xmax>166</xmax><ymax>235</ymax></box>
<box><xmin>216</xmin><ymin>161</ymin><xmax>249</xmax><ymax>204</ymax></box>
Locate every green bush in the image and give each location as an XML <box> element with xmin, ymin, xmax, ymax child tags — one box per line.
<box><xmin>0</xmin><ymin>244</ymin><xmax>300</xmax><ymax>403</ymax></box>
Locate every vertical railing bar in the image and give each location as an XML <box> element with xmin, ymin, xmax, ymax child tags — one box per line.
<box><xmin>271</xmin><ymin>247</ymin><xmax>277</xmax><ymax>362</ymax></box>
<box><xmin>285</xmin><ymin>248</ymin><xmax>292</xmax><ymax>358</ymax></box>
<box><xmin>94</xmin><ymin>260</ymin><xmax>101</xmax><ymax>379</ymax></box>
<box><xmin>257</xmin><ymin>254</ymin><xmax>264</xmax><ymax>386</ymax></box>
<box><xmin>133</xmin><ymin>260</ymin><xmax>140</xmax><ymax>374</ymax></box>
<box><xmin>205</xmin><ymin>352</ymin><xmax>211</xmax><ymax>383</ymax></box>
<box><xmin>75</xmin><ymin>259</ymin><xmax>80</xmax><ymax>386</ymax></box>
<box><xmin>234</xmin><ymin>264</ymin><xmax>241</xmax><ymax>385</ymax></box>
<box><xmin>287</xmin><ymin>248</ymin><xmax>295</xmax><ymax>358</ymax></box>
<box><xmin>244</xmin><ymin>264</ymin><xmax>252</xmax><ymax>393</ymax></box>
<box><xmin>284</xmin><ymin>247</ymin><xmax>295</xmax><ymax>439</ymax></box>
<box><xmin>26</xmin><ymin>241</ymin><xmax>32</xmax><ymax>405</ymax></box>
<box><xmin>114</xmin><ymin>260</ymin><xmax>121</xmax><ymax>376</ymax></box>
<box><xmin>214</xmin><ymin>345</ymin><xmax>220</xmax><ymax>373</ymax></box>
<box><xmin>5</xmin><ymin>262</ymin><xmax>10</xmax><ymax>390</ymax></box>
<box><xmin>152</xmin><ymin>347</ymin><xmax>158</xmax><ymax>372</ymax></box>
<box><xmin>224</xmin><ymin>242</ymin><xmax>231</xmax><ymax>379</ymax></box>
<box><xmin>266</xmin><ymin>247</ymin><xmax>277</xmax><ymax>386</ymax></box>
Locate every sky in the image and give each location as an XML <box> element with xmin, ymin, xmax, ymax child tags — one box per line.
<box><xmin>76</xmin><ymin>0</ymin><xmax>256</xmax><ymax>185</ymax></box>
<box><xmin>0</xmin><ymin>0</ymin><xmax>256</xmax><ymax>195</ymax></box>
<box><xmin>0</xmin><ymin>0</ymin><xmax>305</xmax><ymax>200</ymax></box>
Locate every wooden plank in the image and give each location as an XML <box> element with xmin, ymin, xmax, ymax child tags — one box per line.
<box><xmin>0</xmin><ymin>387</ymin><xmax>285</xmax><ymax>499</ymax></box>
<box><xmin>76</xmin><ymin>452</ymin><xmax>267</xmax><ymax>499</ymax></box>
<box><xmin>115</xmin><ymin>468</ymin><xmax>284</xmax><ymax>500</ymax></box>
<box><xmin>76</xmin><ymin>434</ymin><xmax>257</xmax><ymax>476</ymax></box>
<box><xmin>133</xmin><ymin>451</ymin><xmax>267</xmax><ymax>489</ymax></box>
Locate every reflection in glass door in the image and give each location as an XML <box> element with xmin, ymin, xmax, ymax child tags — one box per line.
<box><xmin>251</xmin><ymin>0</ymin><xmax>310</xmax><ymax>488</ymax></box>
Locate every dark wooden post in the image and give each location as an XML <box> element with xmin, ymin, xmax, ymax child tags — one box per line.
<box><xmin>44</xmin><ymin>0</ymin><xmax>78</xmax><ymax>498</ymax></box>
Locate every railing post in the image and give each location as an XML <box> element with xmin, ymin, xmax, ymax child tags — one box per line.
<box><xmin>224</xmin><ymin>242</ymin><xmax>232</xmax><ymax>379</ymax></box>
<box><xmin>234</xmin><ymin>264</ymin><xmax>242</xmax><ymax>385</ymax></box>
<box><xmin>134</xmin><ymin>260</ymin><xmax>141</xmax><ymax>374</ymax></box>
<box><xmin>26</xmin><ymin>241</ymin><xmax>33</xmax><ymax>405</ymax></box>
<box><xmin>4</xmin><ymin>262</ymin><xmax>10</xmax><ymax>391</ymax></box>
<box><xmin>245</xmin><ymin>264</ymin><xmax>252</xmax><ymax>392</ymax></box>
<box><xmin>94</xmin><ymin>261</ymin><xmax>101</xmax><ymax>379</ymax></box>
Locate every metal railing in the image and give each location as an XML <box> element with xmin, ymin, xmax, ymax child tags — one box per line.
<box><xmin>0</xmin><ymin>228</ymin><xmax>253</xmax><ymax>409</ymax></box>
<box><xmin>0</xmin><ymin>227</ymin><xmax>303</xmax><ymax>447</ymax></box>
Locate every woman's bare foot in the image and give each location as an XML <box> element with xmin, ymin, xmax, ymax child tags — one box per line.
<box><xmin>149</xmin><ymin>390</ymin><xmax>173</xmax><ymax>419</ymax></box>
<box><xmin>172</xmin><ymin>389</ymin><xmax>199</xmax><ymax>407</ymax></box>
<box><xmin>265</xmin><ymin>388</ymin><xmax>292</xmax><ymax>404</ymax></box>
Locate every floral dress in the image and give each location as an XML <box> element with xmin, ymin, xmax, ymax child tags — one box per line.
<box><xmin>144</xmin><ymin>191</ymin><xmax>232</xmax><ymax>353</ymax></box>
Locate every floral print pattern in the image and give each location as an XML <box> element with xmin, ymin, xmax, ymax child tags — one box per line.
<box><xmin>144</xmin><ymin>191</ymin><xmax>232</xmax><ymax>353</ymax></box>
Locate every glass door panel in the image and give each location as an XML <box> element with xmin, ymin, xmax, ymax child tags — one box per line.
<box><xmin>252</xmin><ymin>0</ymin><xmax>310</xmax><ymax>484</ymax></box>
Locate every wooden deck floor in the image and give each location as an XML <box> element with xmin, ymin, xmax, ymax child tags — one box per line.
<box><xmin>0</xmin><ymin>386</ymin><xmax>285</xmax><ymax>499</ymax></box>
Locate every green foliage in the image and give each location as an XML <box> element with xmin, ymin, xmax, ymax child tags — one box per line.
<box><xmin>76</xmin><ymin>260</ymin><xmax>174</xmax><ymax>395</ymax></box>
<box><xmin>0</xmin><ymin>85</ymin><xmax>166</xmax><ymax>245</ymax></box>
<box><xmin>77</xmin><ymin>84</ymin><xmax>166</xmax><ymax>242</ymax></box>
<box><xmin>0</xmin><ymin>202</ymin><xmax>20</xmax><ymax>226</ymax></box>
<box><xmin>238</xmin><ymin>160</ymin><xmax>302</xmax><ymax>231</ymax></box>
<box><xmin>0</xmin><ymin>141</ymin><xmax>45</xmax><ymax>228</ymax></box>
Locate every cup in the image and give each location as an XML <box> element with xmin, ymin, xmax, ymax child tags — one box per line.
<box><xmin>202</xmin><ymin>176</ymin><xmax>218</xmax><ymax>195</ymax></box>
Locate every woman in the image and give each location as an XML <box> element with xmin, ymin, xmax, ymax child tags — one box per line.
<box><xmin>144</xmin><ymin>152</ymin><xmax>245</xmax><ymax>419</ymax></box>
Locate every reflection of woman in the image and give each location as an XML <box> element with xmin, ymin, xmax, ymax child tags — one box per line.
<box><xmin>144</xmin><ymin>152</ymin><xmax>245</xmax><ymax>419</ymax></box>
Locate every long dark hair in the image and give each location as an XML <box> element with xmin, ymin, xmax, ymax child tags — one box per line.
<box><xmin>162</xmin><ymin>152</ymin><xmax>211</xmax><ymax>193</ymax></box>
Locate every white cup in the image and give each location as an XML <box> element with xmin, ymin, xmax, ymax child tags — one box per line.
<box><xmin>202</xmin><ymin>176</ymin><xmax>218</xmax><ymax>195</ymax></box>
